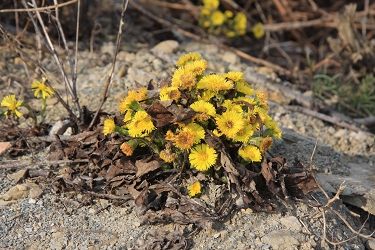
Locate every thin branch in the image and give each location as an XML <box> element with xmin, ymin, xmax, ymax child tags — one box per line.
<box><xmin>0</xmin><ymin>0</ymin><xmax>78</xmax><ymax>13</ymax></box>
<box><xmin>88</xmin><ymin>0</ymin><xmax>130</xmax><ymax>130</ymax></box>
<box><xmin>0</xmin><ymin>159</ymin><xmax>89</xmax><ymax>169</ymax></box>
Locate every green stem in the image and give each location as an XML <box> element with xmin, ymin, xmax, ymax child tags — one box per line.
<box><xmin>40</xmin><ymin>98</ymin><xmax>47</xmax><ymax>123</ymax></box>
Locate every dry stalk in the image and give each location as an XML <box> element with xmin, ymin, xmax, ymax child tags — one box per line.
<box><xmin>309</xmin><ymin>139</ymin><xmax>375</xmax><ymax>246</ymax></box>
<box><xmin>88</xmin><ymin>0</ymin><xmax>130</xmax><ymax>130</ymax></box>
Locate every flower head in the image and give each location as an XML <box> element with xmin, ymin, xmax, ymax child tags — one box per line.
<box><xmin>190</xmin><ymin>100</ymin><xmax>216</xmax><ymax>117</ymax></box>
<box><xmin>159</xmin><ymin>144</ymin><xmax>177</xmax><ymax>163</ymax></box>
<box><xmin>224</xmin><ymin>71</ymin><xmax>244</xmax><ymax>82</ymax></box>
<box><xmin>103</xmin><ymin>118</ymin><xmax>116</xmax><ymax>136</ymax></box>
<box><xmin>235</xmin><ymin>81</ymin><xmax>254</xmax><ymax>95</ymax></box>
<box><xmin>232</xmin><ymin>124</ymin><xmax>254</xmax><ymax>143</ymax></box>
<box><xmin>120</xmin><ymin>140</ymin><xmax>138</xmax><ymax>156</ymax></box>
<box><xmin>189</xmin><ymin>144</ymin><xmax>217</xmax><ymax>171</ymax></box>
<box><xmin>172</xmin><ymin>130</ymin><xmax>195</xmax><ymax>150</ymax></box>
<box><xmin>239</xmin><ymin>145</ymin><xmax>262</xmax><ymax>162</ymax></box>
<box><xmin>253</xmin><ymin>22</ymin><xmax>265</xmax><ymax>39</ymax></box>
<box><xmin>1</xmin><ymin>95</ymin><xmax>23</xmax><ymax>118</ymax></box>
<box><xmin>211</xmin><ymin>10</ymin><xmax>225</xmax><ymax>26</ymax></box>
<box><xmin>256</xmin><ymin>90</ymin><xmax>268</xmax><ymax>109</ymax></box>
<box><xmin>176</xmin><ymin>52</ymin><xmax>202</xmax><ymax>67</ymax></box>
<box><xmin>184</xmin><ymin>60</ymin><xmax>207</xmax><ymax>75</ymax></box>
<box><xmin>31</xmin><ymin>79</ymin><xmax>54</xmax><ymax>99</ymax></box>
<box><xmin>188</xmin><ymin>181</ymin><xmax>202</xmax><ymax>197</ymax></box>
<box><xmin>127</xmin><ymin>111</ymin><xmax>155</xmax><ymax>137</ymax></box>
<box><xmin>160</xmin><ymin>87</ymin><xmax>181</xmax><ymax>101</ymax></box>
<box><xmin>259</xmin><ymin>137</ymin><xmax>273</xmax><ymax>153</ymax></box>
<box><xmin>203</xmin><ymin>0</ymin><xmax>219</xmax><ymax>9</ymax></box>
<box><xmin>119</xmin><ymin>88</ymin><xmax>148</xmax><ymax>113</ymax></box>
<box><xmin>215</xmin><ymin>110</ymin><xmax>244</xmax><ymax>138</ymax></box>
<box><xmin>171</xmin><ymin>67</ymin><xmax>197</xmax><ymax>90</ymax></box>
<box><xmin>183</xmin><ymin>123</ymin><xmax>205</xmax><ymax>144</ymax></box>
<box><xmin>234</xmin><ymin>12</ymin><xmax>247</xmax><ymax>35</ymax></box>
<box><xmin>197</xmin><ymin>74</ymin><xmax>233</xmax><ymax>92</ymax></box>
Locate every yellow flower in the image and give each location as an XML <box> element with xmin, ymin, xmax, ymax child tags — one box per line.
<box><xmin>189</xmin><ymin>144</ymin><xmax>217</xmax><ymax>171</ymax></box>
<box><xmin>203</xmin><ymin>20</ymin><xmax>211</xmax><ymax>28</ymax></box>
<box><xmin>169</xmin><ymin>130</ymin><xmax>195</xmax><ymax>150</ymax></box>
<box><xmin>232</xmin><ymin>124</ymin><xmax>254</xmax><ymax>143</ymax></box>
<box><xmin>239</xmin><ymin>145</ymin><xmax>262</xmax><ymax>162</ymax></box>
<box><xmin>264</xmin><ymin>116</ymin><xmax>282</xmax><ymax>139</ymax></box>
<box><xmin>211</xmin><ymin>10</ymin><xmax>225</xmax><ymax>26</ymax></box>
<box><xmin>203</xmin><ymin>0</ymin><xmax>219</xmax><ymax>9</ymax></box>
<box><xmin>171</xmin><ymin>68</ymin><xmax>197</xmax><ymax>90</ymax></box>
<box><xmin>165</xmin><ymin>130</ymin><xmax>175</xmax><ymax>141</ymax></box>
<box><xmin>226</xmin><ymin>31</ymin><xmax>236</xmax><ymax>38</ymax></box>
<box><xmin>222</xmin><ymin>100</ymin><xmax>243</xmax><ymax>114</ymax></box>
<box><xmin>159</xmin><ymin>144</ymin><xmax>177</xmax><ymax>163</ymax></box>
<box><xmin>259</xmin><ymin>137</ymin><xmax>273</xmax><ymax>153</ymax></box>
<box><xmin>120</xmin><ymin>140</ymin><xmax>137</xmax><ymax>156</ymax></box>
<box><xmin>215</xmin><ymin>110</ymin><xmax>244</xmax><ymax>138</ymax></box>
<box><xmin>190</xmin><ymin>100</ymin><xmax>216</xmax><ymax>117</ymax></box>
<box><xmin>235</xmin><ymin>81</ymin><xmax>254</xmax><ymax>95</ymax></box>
<box><xmin>127</xmin><ymin>111</ymin><xmax>155</xmax><ymax>137</ymax></box>
<box><xmin>252</xmin><ymin>106</ymin><xmax>268</xmax><ymax>122</ymax></box>
<box><xmin>198</xmin><ymin>90</ymin><xmax>215</xmax><ymax>101</ymax></box>
<box><xmin>225</xmin><ymin>10</ymin><xmax>233</xmax><ymax>18</ymax></box>
<box><xmin>188</xmin><ymin>181</ymin><xmax>202</xmax><ymax>197</ymax></box>
<box><xmin>234</xmin><ymin>12</ymin><xmax>247</xmax><ymax>30</ymax></box>
<box><xmin>119</xmin><ymin>88</ymin><xmax>148</xmax><ymax>113</ymax></box>
<box><xmin>176</xmin><ymin>52</ymin><xmax>202</xmax><ymax>67</ymax></box>
<box><xmin>253</xmin><ymin>22</ymin><xmax>265</xmax><ymax>39</ymax></box>
<box><xmin>197</xmin><ymin>74</ymin><xmax>233</xmax><ymax>92</ymax></box>
<box><xmin>183</xmin><ymin>123</ymin><xmax>205</xmax><ymax>144</ymax></box>
<box><xmin>103</xmin><ymin>118</ymin><xmax>116</xmax><ymax>136</ymax></box>
<box><xmin>184</xmin><ymin>60</ymin><xmax>207</xmax><ymax>75</ymax></box>
<box><xmin>1</xmin><ymin>95</ymin><xmax>23</xmax><ymax>118</ymax></box>
<box><xmin>224</xmin><ymin>71</ymin><xmax>244</xmax><ymax>82</ymax></box>
<box><xmin>200</xmin><ymin>8</ymin><xmax>211</xmax><ymax>16</ymax></box>
<box><xmin>160</xmin><ymin>87</ymin><xmax>181</xmax><ymax>101</ymax></box>
<box><xmin>31</xmin><ymin>79</ymin><xmax>54</xmax><ymax>99</ymax></box>
<box><xmin>256</xmin><ymin>90</ymin><xmax>268</xmax><ymax>109</ymax></box>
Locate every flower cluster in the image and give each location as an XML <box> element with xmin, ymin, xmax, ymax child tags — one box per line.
<box><xmin>1</xmin><ymin>77</ymin><xmax>54</xmax><ymax>126</ymax></box>
<box><xmin>198</xmin><ymin>0</ymin><xmax>265</xmax><ymax>39</ymax></box>
<box><xmin>103</xmin><ymin>52</ymin><xmax>281</xmax><ymax>174</ymax></box>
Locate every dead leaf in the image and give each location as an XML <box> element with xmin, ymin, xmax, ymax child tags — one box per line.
<box><xmin>135</xmin><ymin>160</ymin><xmax>161</xmax><ymax>177</ymax></box>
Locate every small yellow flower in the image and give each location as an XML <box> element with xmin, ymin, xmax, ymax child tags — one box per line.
<box><xmin>239</xmin><ymin>145</ymin><xmax>262</xmax><ymax>162</ymax></box>
<box><xmin>159</xmin><ymin>144</ymin><xmax>177</xmax><ymax>163</ymax></box>
<box><xmin>264</xmin><ymin>116</ymin><xmax>282</xmax><ymax>139</ymax></box>
<box><xmin>215</xmin><ymin>110</ymin><xmax>244</xmax><ymax>138</ymax></box>
<box><xmin>225</xmin><ymin>10</ymin><xmax>233</xmax><ymax>18</ymax></box>
<box><xmin>31</xmin><ymin>79</ymin><xmax>54</xmax><ymax>99</ymax></box>
<box><xmin>119</xmin><ymin>88</ymin><xmax>148</xmax><ymax>113</ymax></box>
<box><xmin>226</xmin><ymin>31</ymin><xmax>236</xmax><ymax>38</ymax></box>
<box><xmin>232</xmin><ymin>124</ymin><xmax>254</xmax><ymax>143</ymax></box>
<box><xmin>120</xmin><ymin>141</ymin><xmax>137</xmax><ymax>156</ymax></box>
<box><xmin>203</xmin><ymin>0</ymin><xmax>219</xmax><ymax>9</ymax></box>
<box><xmin>211</xmin><ymin>10</ymin><xmax>225</xmax><ymax>26</ymax></box>
<box><xmin>165</xmin><ymin>130</ymin><xmax>175</xmax><ymax>141</ymax></box>
<box><xmin>172</xmin><ymin>130</ymin><xmax>195</xmax><ymax>150</ymax></box>
<box><xmin>159</xmin><ymin>87</ymin><xmax>181</xmax><ymax>101</ymax></box>
<box><xmin>198</xmin><ymin>90</ymin><xmax>215</xmax><ymax>101</ymax></box>
<box><xmin>127</xmin><ymin>111</ymin><xmax>155</xmax><ymax>137</ymax></box>
<box><xmin>256</xmin><ymin>90</ymin><xmax>268</xmax><ymax>109</ymax></box>
<box><xmin>189</xmin><ymin>144</ymin><xmax>217</xmax><ymax>171</ymax></box>
<box><xmin>235</xmin><ymin>81</ymin><xmax>254</xmax><ymax>95</ymax></box>
<box><xmin>234</xmin><ymin>12</ymin><xmax>247</xmax><ymax>30</ymax></box>
<box><xmin>259</xmin><ymin>137</ymin><xmax>273</xmax><ymax>153</ymax></box>
<box><xmin>253</xmin><ymin>22</ymin><xmax>265</xmax><ymax>39</ymax></box>
<box><xmin>224</xmin><ymin>71</ymin><xmax>244</xmax><ymax>82</ymax></box>
<box><xmin>222</xmin><ymin>100</ymin><xmax>243</xmax><ymax>114</ymax></box>
<box><xmin>1</xmin><ymin>95</ymin><xmax>23</xmax><ymax>118</ymax></box>
<box><xmin>197</xmin><ymin>74</ymin><xmax>233</xmax><ymax>92</ymax></box>
<box><xmin>184</xmin><ymin>60</ymin><xmax>207</xmax><ymax>75</ymax></box>
<box><xmin>103</xmin><ymin>118</ymin><xmax>116</xmax><ymax>136</ymax></box>
<box><xmin>171</xmin><ymin>68</ymin><xmax>197</xmax><ymax>90</ymax></box>
<box><xmin>188</xmin><ymin>181</ymin><xmax>202</xmax><ymax>197</ymax></box>
<box><xmin>183</xmin><ymin>123</ymin><xmax>205</xmax><ymax>144</ymax></box>
<box><xmin>176</xmin><ymin>52</ymin><xmax>202</xmax><ymax>67</ymax></box>
<box><xmin>190</xmin><ymin>100</ymin><xmax>216</xmax><ymax>117</ymax></box>
<box><xmin>203</xmin><ymin>20</ymin><xmax>211</xmax><ymax>28</ymax></box>
<box><xmin>200</xmin><ymin>8</ymin><xmax>211</xmax><ymax>16</ymax></box>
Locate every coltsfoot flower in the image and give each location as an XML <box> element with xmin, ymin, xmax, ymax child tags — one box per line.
<box><xmin>188</xmin><ymin>181</ymin><xmax>202</xmax><ymax>197</ymax></box>
<box><xmin>239</xmin><ymin>145</ymin><xmax>262</xmax><ymax>162</ymax></box>
<box><xmin>103</xmin><ymin>118</ymin><xmax>116</xmax><ymax>135</ymax></box>
<box><xmin>31</xmin><ymin>79</ymin><xmax>54</xmax><ymax>99</ymax></box>
<box><xmin>1</xmin><ymin>95</ymin><xmax>23</xmax><ymax>118</ymax></box>
<box><xmin>189</xmin><ymin>144</ymin><xmax>217</xmax><ymax>171</ymax></box>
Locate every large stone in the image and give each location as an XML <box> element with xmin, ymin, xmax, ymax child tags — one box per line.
<box><xmin>152</xmin><ymin>40</ymin><xmax>179</xmax><ymax>54</ymax></box>
<box><xmin>261</xmin><ymin>230</ymin><xmax>302</xmax><ymax>249</ymax></box>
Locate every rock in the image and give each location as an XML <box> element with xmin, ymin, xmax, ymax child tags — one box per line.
<box><xmin>117</xmin><ymin>64</ymin><xmax>127</xmax><ymax>78</ymax></box>
<box><xmin>2</xmin><ymin>185</ymin><xmax>29</xmax><ymax>201</ymax></box>
<box><xmin>280</xmin><ymin>216</ymin><xmax>302</xmax><ymax>232</ymax></box>
<box><xmin>152</xmin><ymin>40</ymin><xmax>179</xmax><ymax>54</ymax></box>
<box><xmin>261</xmin><ymin>230</ymin><xmax>302</xmax><ymax>249</ymax></box>
<box><xmin>8</xmin><ymin>169</ymin><xmax>28</xmax><ymax>183</ymax></box>
<box><xmin>0</xmin><ymin>200</ymin><xmax>17</xmax><ymax>206</ymax></box>
<box><xmin>184</xmin><ymin>42</ymin><xmax>219</xmax><ymax>54</ymax></box>
<box><xmin>333</xmin><ymin>129</ymin><xmax>347</xmax><ymax>138</ymax></box>
<box><xmin>28</xmin><ymin>183</ymin><xmax>43</xmax><ymax>199</ymax></box>
<box><xmin>366</xmin><ymin>239</ymin><xmax>375</xmax><ymax>250</ymax></box>
<box><xmin>220</xmin><ymin>51</ymin><xmax>239</xmax><ymax>64</ymax></box>
<box><xmin>127</xmin><ymin>67</ymin><xmax>157</xmax><ymax>87</ymax></box>
<box><xmin>101</xmin><ymin>42</ymin><xmax>115</xmax><ymax>57</ymax></box>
